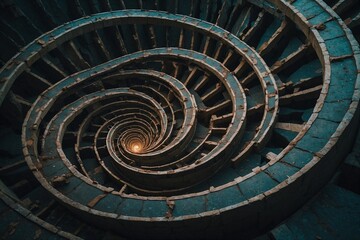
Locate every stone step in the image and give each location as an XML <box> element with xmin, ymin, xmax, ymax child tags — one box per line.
<box><xmin>270</xmin><ymin>184</ymin><xmax>360</xmax><ymax>240</ymax></box>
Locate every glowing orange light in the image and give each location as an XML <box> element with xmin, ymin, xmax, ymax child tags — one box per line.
<box><xmin>131</xmin><ymin>144</ymin><xmax>141</xmax><ymax>153</ymax></box>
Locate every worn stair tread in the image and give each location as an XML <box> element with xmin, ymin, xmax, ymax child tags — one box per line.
<box><xmin>271</xmin><ymin>184</ymin><xmax>360</xmax><ymax>240</ymax></box>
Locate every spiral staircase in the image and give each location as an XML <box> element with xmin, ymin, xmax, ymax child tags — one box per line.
<box><xmin>0</xmin><ymin>0</ymin><xmax>359</xmax><ymax>239</ymax></box>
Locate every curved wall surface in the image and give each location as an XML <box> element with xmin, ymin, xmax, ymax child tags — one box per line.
<box><xmin>0</xmin><ymin>0</ymin><xmax>359</xmax><ymax>239</ymax></box>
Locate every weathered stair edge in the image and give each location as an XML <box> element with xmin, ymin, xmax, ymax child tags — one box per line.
<box><xmin>0</xmin><ymin>189</ymin><xmax>80</xmax><ymax>240</ymax></box>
